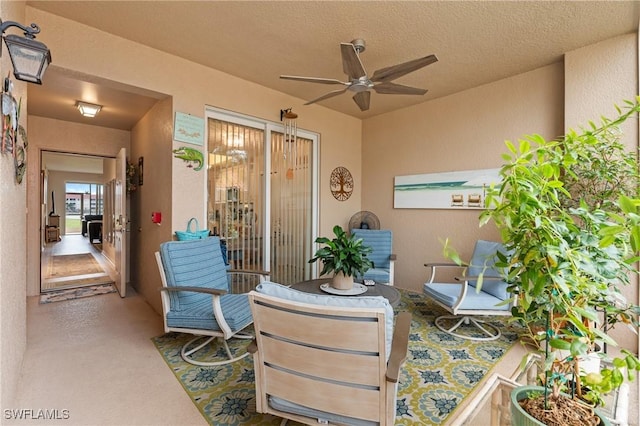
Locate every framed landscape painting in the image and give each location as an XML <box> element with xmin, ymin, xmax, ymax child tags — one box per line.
<box><xmin>394</xmin><ymin>168</ymin><xmax>501</xmax><ymax>209</ymax></box>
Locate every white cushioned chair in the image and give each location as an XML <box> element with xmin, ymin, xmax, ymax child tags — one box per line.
<box><xmin>248</xmin><ymin>282</ymin><xmax>410</xmax><ymax>426</ymax></box>
<box><xmin>155</xmin><ymin>237</ymin><xmax>268</xmax><ymax>366</ymax></box>
<box><xmin>351</xmin><ymin>229</ymin><xmax>396</xmax><ymax>285</ymax></box>
<box><xmin>423</xmin><ymin>240</ymin><xmax>513</xmax><ymax>341</ymax></box>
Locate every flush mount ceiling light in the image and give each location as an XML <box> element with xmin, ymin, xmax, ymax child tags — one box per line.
<box><xmin>0</xmin><ymin>19</ymin><xmax>52</xmax><ymax>84</ymax></box>
<box><xmin>76</xmin><ymin>101</ymin><xmax>102</xmax><ymax>118</ymax></box>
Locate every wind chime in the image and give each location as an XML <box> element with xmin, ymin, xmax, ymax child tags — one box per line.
<box><xmin>280</xmin><ymin>108</ymin><xmax>297</xmax><ymax>179</ymax></box>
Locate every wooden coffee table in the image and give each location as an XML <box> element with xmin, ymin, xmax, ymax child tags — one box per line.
<box><xmin>291</xmin><ymin>278</ymin><xmax>401</xmax><ymax>307</ymax></box>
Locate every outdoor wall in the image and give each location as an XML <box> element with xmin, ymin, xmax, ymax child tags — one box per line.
<box><xmin>361</xmin><ymin>63</ymin><xmax>564</xmax><ymax>293</ymax></box>
<box><xmin>26</xmin><ymin>7</ymin><xmax>362</xmax><ymax>313</ymax></box>
<box><xmin>130</xmin><ymin>97</ymin><xmax>173</xmax><ymax>314</ymax></box>
<box><xmin>0</xmin><ymin>0</ymin><xmax>29</xmax><ymax>414</ymax></box>
<box><xmin>564</xmin><ymin>32</ymin><xmax>639</xmax><ymax>352</ymax></box>
<box><xmin>26</xmin><ymin>116</ymin><xmax>130</xmax><ymax>296</ymax></box>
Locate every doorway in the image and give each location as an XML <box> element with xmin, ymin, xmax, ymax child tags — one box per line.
<box><xmin>205</xmin><ymin>108</ymin><xmax>319</xmax><ymax>286</ymax></box>
<box><xmin>40</xmin><ymin>151</ymin><xmax>116</xmax><ymax>293</ymax></box>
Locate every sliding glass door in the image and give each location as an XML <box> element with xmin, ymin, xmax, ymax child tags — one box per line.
<box><xmin>206</xmin><ymin>108</ymin><xmax>318</xmax><ymax>285</ymax></box>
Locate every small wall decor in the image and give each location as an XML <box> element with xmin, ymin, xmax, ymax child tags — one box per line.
<box><xmin>173</xmin><ymin>146</ymin><xmax>204</xmax><ymax>171</ymax></box>
<box><xmin>330</xmin><ymin>166</ymin><xmax>353</xmax><ymax>201</ymax></box>
<box><xmin>126</xmin><ymin>161</ymin><xmax>137</xmax><ymax>193</ymax></box>
<box><xmin>394</xmin><ymin>168</ymin><xmax>501</xmax><ymax>209</ymax></box>
<box><xmin>138</xmin><ymin>156</ymin><xmax>144</xmax><ymax>186</ymax></box>
<box><xmin>0</xmin><ymin>77</ymin><xmax>27</xmax><ymax>184</ymax></box>
<box><xmin>173</xmin><ymin>112</ymin><xmax>205</xmax><ymax>145</ymax></box>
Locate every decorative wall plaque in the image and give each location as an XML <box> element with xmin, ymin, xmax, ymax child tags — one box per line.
<box><xmin>330</xmin><ymin>166</ymin><xmax>353</xmax><ymax>201</ymax></box>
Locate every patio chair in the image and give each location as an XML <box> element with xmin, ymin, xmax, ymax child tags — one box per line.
<box><xmin>248</xmin><ymin>281</ymin><xmax>411</xmax><ymax>426</ymax></box>
<box><xmin>351</xmin><ymin>228</ymin><xmax>396</xmax><ymax>285</ymax></box>
<box><xmin>155</xmin><ymin>237</ymin><xmax>269</xmax><ymax>366</ymax></box>
<box><xmin>423</xmin><ymin>240</ymin><xmax>513</xmax><ymax>341</ymax></box>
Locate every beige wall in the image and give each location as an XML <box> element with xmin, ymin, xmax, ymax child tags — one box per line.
<box><xmin>564</xmin><ymin>32</ymin><xmax>639</xmax><ymax>351</ymax></box>
<box><xmin>0</xmin><ymin>0</ymin><xmax>29</xmax><ymax>414</ymax></box>
<box><xmin>130</xmin><ymin>98</ymin><xmax>174</xmax><ymax>314</ymax></box>
<box><xmin>362</xmin><ymin>63</ymin><xmax>564</xmax><ymax>293</ymax></box>
<box><xmin>26</xmin><ymin>116</ymin><xmax>130</xmax><ymax>296</ymax></box>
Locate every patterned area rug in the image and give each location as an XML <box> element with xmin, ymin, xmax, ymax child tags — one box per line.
<box><xmin>46</xmin><ymin>253</ymin><xmax>104</xmax><ymax>278</ymax></box>
<box><xmin>151</xmin><ymin>289</ymin><xmax>521</xmax><ymax>425</ymax></box>
<box><xmin>39</xmin><ymin>283</ymin><xmax>117</xmax><ymax>304</ymax></box>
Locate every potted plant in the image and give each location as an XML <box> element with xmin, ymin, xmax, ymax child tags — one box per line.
<box><xmin>478</xmin><ymin>99</ymin><xmax>640</xmax><ymax>425</ymax></box>
<box><xmin>309</xmin><ymin>225</ymin><xmax>373</xmax><ymax>290</ymax></box>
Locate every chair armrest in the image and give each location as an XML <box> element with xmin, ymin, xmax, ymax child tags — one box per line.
<box><xmin>386</xmin><ymin>311</ymin><xmax>411</xmax><ymax>383</ymax></box>
<box><xmin>424</xmin><ymin>262</ymin><xmax>461</xmax><ymax>268</ymax></box>
<box><xmin>247</xmin><ymin>339</ymin><xmax>258</xmax><ymax>354</ymax></box>
<box><xmin>228</xmin><ymin>269</ymin><xmax>270</xmax><ymax>277</ymax></box>
<box><xmin>159</xmin><ymin>286</ymin><xmax>227</xmax><ymax>296</ymax></box>
<box><xmin>454</xmin><ymin>276</ymin><xmax>504</xmax><ymax>282</ymax></box>
<box><xmin>389</xmin><ymin>254</ymin><xmax>397</xmax><ymax>261</ymax></box>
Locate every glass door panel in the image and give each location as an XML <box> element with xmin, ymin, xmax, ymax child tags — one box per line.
<box><xmin>270</xmin><ymin>131</ymin><xmax>313</xmax><ymax>284</ymax></box>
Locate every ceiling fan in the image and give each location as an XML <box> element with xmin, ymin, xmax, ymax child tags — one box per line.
<box><xmin>280</xmin><ymin>39</ymin><xmax>438</xmax><ymax>112</ymax></box>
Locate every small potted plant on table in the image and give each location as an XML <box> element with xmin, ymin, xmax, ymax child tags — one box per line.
<box><xmin>309</xmin><ymin>225</ymin><xmax>373</xmax><ymax>290</ymax></box>
<box><xmin>480</xmin><ymin>100</ymin><xmax>640</xmax><ymax>425</ymax></box>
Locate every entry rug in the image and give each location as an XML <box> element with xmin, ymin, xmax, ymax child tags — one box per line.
<box><xmin>40</xmin><ymin>283</ymin><xmax>116</xmax><ymax>304</ymax></box>
<box><xmin>152</xmin><ymin>289</ymin><xmax>521</xmax><ymax>425</ymax></box>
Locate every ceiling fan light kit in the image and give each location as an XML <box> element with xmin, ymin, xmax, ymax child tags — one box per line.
<box><xmin>280</xmin><ymin>38</ymin><xmax>437</xmax><ymax>111</ymax></box>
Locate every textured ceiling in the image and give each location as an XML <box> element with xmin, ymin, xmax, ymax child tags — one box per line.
<box><xmin>25</xmin><ymin>1</ymin><xmax>640</xmax><ymax>127</ymax></box>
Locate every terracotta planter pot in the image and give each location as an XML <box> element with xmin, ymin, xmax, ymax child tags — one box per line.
<box><xmin>332</xmin><ymin>271</ymin><xmax>354</xmax><ymax>290</ymax></box>
<box><xmin>510</xmin><ymin>385</ymin><xmax>611</xmax><ymax>426</ymax></box>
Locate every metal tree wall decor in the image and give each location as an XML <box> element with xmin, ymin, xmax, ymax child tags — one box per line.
<box><xmin>330</xmin><ymin>166</ymin><xmax>353</xmax><ymax>201</ymax></box>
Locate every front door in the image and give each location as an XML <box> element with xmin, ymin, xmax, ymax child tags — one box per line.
<box><xmin>114</xmin><ymin>148</ymin><xmax>127</xmax><ymax>297</ymax></box>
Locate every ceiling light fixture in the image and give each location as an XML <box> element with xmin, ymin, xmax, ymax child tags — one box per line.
<box><xmin>0</xmin><ymin>19</ymin><xmax>51</xmax><ymax>84</ymax></box>
<box><xmin>76</xmin><ymin>101</ymin><xmax>102</xmax><ymax>118</ymax></box>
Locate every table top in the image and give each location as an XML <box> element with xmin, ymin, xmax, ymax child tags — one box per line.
<box><xmin>291</xmin><ymin>278</ymin><xmax>401</xmax><ymax>307</ymax></box>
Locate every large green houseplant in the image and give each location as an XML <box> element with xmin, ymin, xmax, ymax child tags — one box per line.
<box><xmin>309</xmin><ymin>225</ymin><xmax>373</xmax><ymax>290</ymax></box>
<box><xmin>479</xmin><ymin>100</ymin><xmax>640</xmax><ymax>425</ymax></box>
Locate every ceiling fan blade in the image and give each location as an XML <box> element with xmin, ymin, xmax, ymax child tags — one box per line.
<box><xmin>340</xmin><ymin>43</ymin><xmax>367</xmax><ymax>80</ymax></box>
<box><xmin>352</xmin><ymin>91</ymin><xmax>370</xmax><ymax>111</ymax></box>
<box><xmin>280</xmin><ymin>75</ymin><xmax>348</xmax><ymax>85</ymax></box>
<box><xmin>373</xmin><ymin>82</ymin><xmax>427</xmax><ymax>95</ymax></box>
<box><xmin>304</xmin><ymin>87</ymin><xmax>349</xmax><ymax>105</ymax></box>
<box><xmin>371</xmin><ymin>54</ymin><xmax>438</xmax><ymax>83</ymax></box>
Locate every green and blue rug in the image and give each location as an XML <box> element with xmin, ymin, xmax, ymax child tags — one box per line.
<box><xmin>152</xmin><ymin>289</ymin><xmax>521</xmax><ymax>425</ymax></box>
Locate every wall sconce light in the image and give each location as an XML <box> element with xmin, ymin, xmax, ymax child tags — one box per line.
<box><xmin>76</xmin><ymin>101</ymin><xmax>102</xmax><ymax>118</ymax></box>
<box><xmin>0</xmin><ymin>19</ymin><xmax>51</xmax><ymax>84</ymax></box>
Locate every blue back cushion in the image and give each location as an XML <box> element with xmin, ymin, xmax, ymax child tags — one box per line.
<box><xmin>350</xmin><ymin>229</ymin><xmax>392</xmax><ymax>270</ymax></box>
<box><xmin>467</xmin><ymin>240</ymin><xmax>509</xmax><ymax>301</ymax></box>
<box><xmin>159</xmin><ymin>237</ymin><xmax>229</xmax><ymax>312</ymax></box>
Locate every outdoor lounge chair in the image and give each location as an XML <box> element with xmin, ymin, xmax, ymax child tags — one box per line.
<box><xmin>423</xmin><ymin>239</ymin><xmax>513</xmax><ymax>341</ymax></box>
<box><xmin>155</xmin><ymin>237</ymin><xmax>268</xmax><ymax>366</ymax></box>
<box><xmin>248</xmin><ymin>281</ymin><xmax>410</xmax><ymax>426</ymax></box>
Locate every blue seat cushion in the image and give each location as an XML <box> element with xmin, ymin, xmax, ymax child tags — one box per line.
<box><xmin>269</xmin><ymin>396</ymin><xmax>376</xmax><ymax>426</ymax></box>
<box><xmin>358</xmin><ymin>267</ymin><xmax>390</xmax><ymax>283</ymax></box>
<box><xmin>166</xmin><ymin>293</ymin><xmax>252</xmax><ymax>332</ymax></box>
<box><xmin>423</xmin><ymin>282</ymin><xmax>509</xmax><ymax>311</ymax></box>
